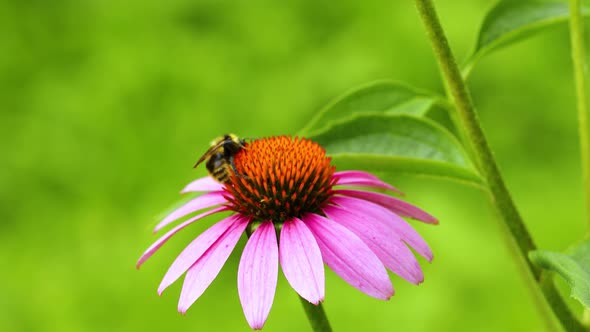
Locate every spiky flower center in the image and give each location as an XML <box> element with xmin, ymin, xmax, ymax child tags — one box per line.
<box><xmin>224</xmin><ymin>136</ymin><xmax>335</xmax><ymax>223</ymax></box>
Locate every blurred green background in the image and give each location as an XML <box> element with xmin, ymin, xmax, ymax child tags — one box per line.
<box><xmin>1</xmin><ymin>0</ymin><xmax>587</xmax><ymax>331</ymax></box>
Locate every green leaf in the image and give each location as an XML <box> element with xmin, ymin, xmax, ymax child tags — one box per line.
<box><xmin>308</xmin><ymin>114</ymin><xmax>482</xmax><ymax>186</ymax></box>
<box><xmin>299</xmin><ymin>81</ymin><xmax>446</xmax><ymax>136</ymax></box>
<box><xmin>530</xmin><ymin>240</ymin><xmax>590</xmax><ymax>308</ymax></box>
<box><xmin>464</xmin><ymin>0</ymin><xmax>590</xmax><ymax>77</ymax></box>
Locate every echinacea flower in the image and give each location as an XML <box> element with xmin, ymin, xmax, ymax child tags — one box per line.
<box><xmin>137</xmin><ymin>135</ymin><xmax>437</xmax><ymax>330</ymax></box>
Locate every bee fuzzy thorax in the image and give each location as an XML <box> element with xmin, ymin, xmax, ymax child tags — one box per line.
<box><xmin>194</xmin><ymin>133</ymin><xmax>247</xmax><ymax>183</ymax></box>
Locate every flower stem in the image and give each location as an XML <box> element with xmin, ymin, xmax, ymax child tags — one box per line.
<box><xmin>413</xmin><ymin>0</ymin><xmax>539</xmax><ymax>277</ymax></box>
<box><xmin>568</xmin><ymin>0</ymin><xmax>590</xmax><ymax>230</ymax></box>
<box><xmin>414</xmin><ymin>0</ymin><xmax>586</xmax><ymax>330</ymax></box>
<box><xmin>299</xmin><ymin>297</ymin><xmax>332</xmax><ymax>332</ymax></box>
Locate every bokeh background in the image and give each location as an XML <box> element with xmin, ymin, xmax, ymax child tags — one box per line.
<box><xmin>1</xmin><ymin>0</ymin><xmax>587</xmax><ymax>331</ymax></box>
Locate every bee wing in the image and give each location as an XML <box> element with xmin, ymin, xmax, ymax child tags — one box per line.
<box><xmin>193</xmin><ymin>140</ymin><xmax>228</xmax><ymax>168</ymax></box>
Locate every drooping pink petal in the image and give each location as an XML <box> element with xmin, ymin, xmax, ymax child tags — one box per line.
<box><xmin>159</xmin><ymin>214</ymin><xmax>243</xmax><ymax>295</ymax></box>
<box><xmin>181</xmin><ymin>176</ymin><xmax>224</xmax><ymax>193</ymax></box>
<box><xmin>238</xmin><ymin>222</ymin><xmax>279</xmax><ymax>330</ymax></box>
<box><xmin>303</xmin><ymin>213</ymin><xmax>394</xmax><ymax>300</ymax></box>
<box><xmin>177</xmin><ymin>215</ymin><xmax>249</xmax><ymax>314</ymax></box>
<box><xmin>323</xmin><ymin>205</ymin><xmax>423</xmax><ymax>284</ymax></box>
<box><xmin>334</xmin><ymin>189</ymin><xmax>437</xmax><ymax>224</ymax></box>
<box><xmin>331</xmin><ymin>195</ymin><xmax>433</xmax><ymax>261</ymax></box>
<box><xmin>154</xmin><ymin>191</ymin><xmax>227</xmax><ymax>232</ymax></box>
<box><xmin>333</xmin><ymin>171</ymin><xmax>403</xmax><ymax>194</ymax></box>
<box><xmin>279</xmin><ymin>218</ymin><xmax>325</xmax><ymax>304</ymax></box>
<box><xmin>136</xmin><ymin>206</ymin><xmax>228</xmax><ymax>269</ymax></box>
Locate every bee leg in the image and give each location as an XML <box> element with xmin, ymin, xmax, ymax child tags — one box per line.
<box><xmin>229</xmin><ymin>156</ymin><xmax>249</xmax><ymax>179</ymax></box>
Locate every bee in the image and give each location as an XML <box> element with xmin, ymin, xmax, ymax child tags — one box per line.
<box><xmin>194</xmin><ymin>134</ymin><xmax>247</xmax><ymax>183</ymax></box>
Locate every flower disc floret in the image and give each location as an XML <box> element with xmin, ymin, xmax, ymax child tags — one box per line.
<box><xmin>224</xmin><ymin>136</ymin><xmax>336</xmax><ymax>223</ymax></box>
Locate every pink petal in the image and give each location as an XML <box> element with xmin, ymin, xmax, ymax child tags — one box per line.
<box><xmin>238</xmin><ymin>222</ymin><xmax>279</xmax><ymax>330</ymax></box>
<box><xmin>136</xmin><ymin>206</ymin><xmax>228</xmax><ymax>269</ymax></box>
<box><xmin>279</xmin><ymin>218</ymin><xmax>325</xmax><ymax>304</ymax></box>
<box><xmin>159</xmin><ymin>214</ymin><xmax>243</xmax><ymax>295</ymax></box>
<box><xmin>177</xmin><ymin>215</ymin><xmax>249</xmax><ymax>313</ymax></box>
<box><xmin>333</xmin><ymin>171</ymin><xmax>403</xmax><ymax>194</ymax></box>
<box><xmin>181</xmin><ymin>176</ymin><xmax>224</xmax><ymax>193</ymax></box>
<box><xmin>335</xmin><ymin>189</ymin><xmax>437</xmax><ymax>224</ymax></box>
<box><xmin>331</xmin><ymin>195</ymin><xmax>433</xmax><ymax>261</ymax></box>
<box><xmin>333</xmin><ymin>170</ymin><xmax>382</xmax><ymax>180</ymax></box>
<box><xmin>154</xmin><ymin>191</ymin><xmax>227</xmax><ymax>232</ymax></box>
<box><xmin>303</xmin><ymin>213</ymin><xmax>394</xmax><ymax>300</ymax></box>
<box><xmin>323</xmin><ymin>205</ymin><xmax>423</xmax><ymax>284</ymax></box>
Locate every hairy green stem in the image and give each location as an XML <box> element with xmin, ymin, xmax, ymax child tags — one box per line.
<box><xmin>299</xmin><ymin>297</ymin><xmax>332</xmax><ymax>332</ymax></box>
<box><xmin>414</xmin><ymin>0</ymin><xmax>585</xmax><ymax>330</ymax></box>
<box><xmin>414</xmin><ymin>0</ymin><xmax>539</xmax><ymax>276</ymax></box>
<box><xmin>569</xmin><ymin>0</ymin><xmax>590</xmax><ymax>230</ymax></box>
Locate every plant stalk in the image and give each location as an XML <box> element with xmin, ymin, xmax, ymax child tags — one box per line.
<box><xmin>414</xmin><ymin>0</ymin><xmax>585</xmax><ymax>330</ymax></box>
<box><xmin>569</xmin><ymin>0</ymin><xmax>590</xmax><ymax>230</ymax></box>
<box><xmin>414</xmin><ymin>0</ymin><xmax>539</xmax><ymax>277</ymax></box>
<box><xmin>299</xmin><ymin>297</ymin><xmax>332</xmax><ymax>332</ymax></box>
